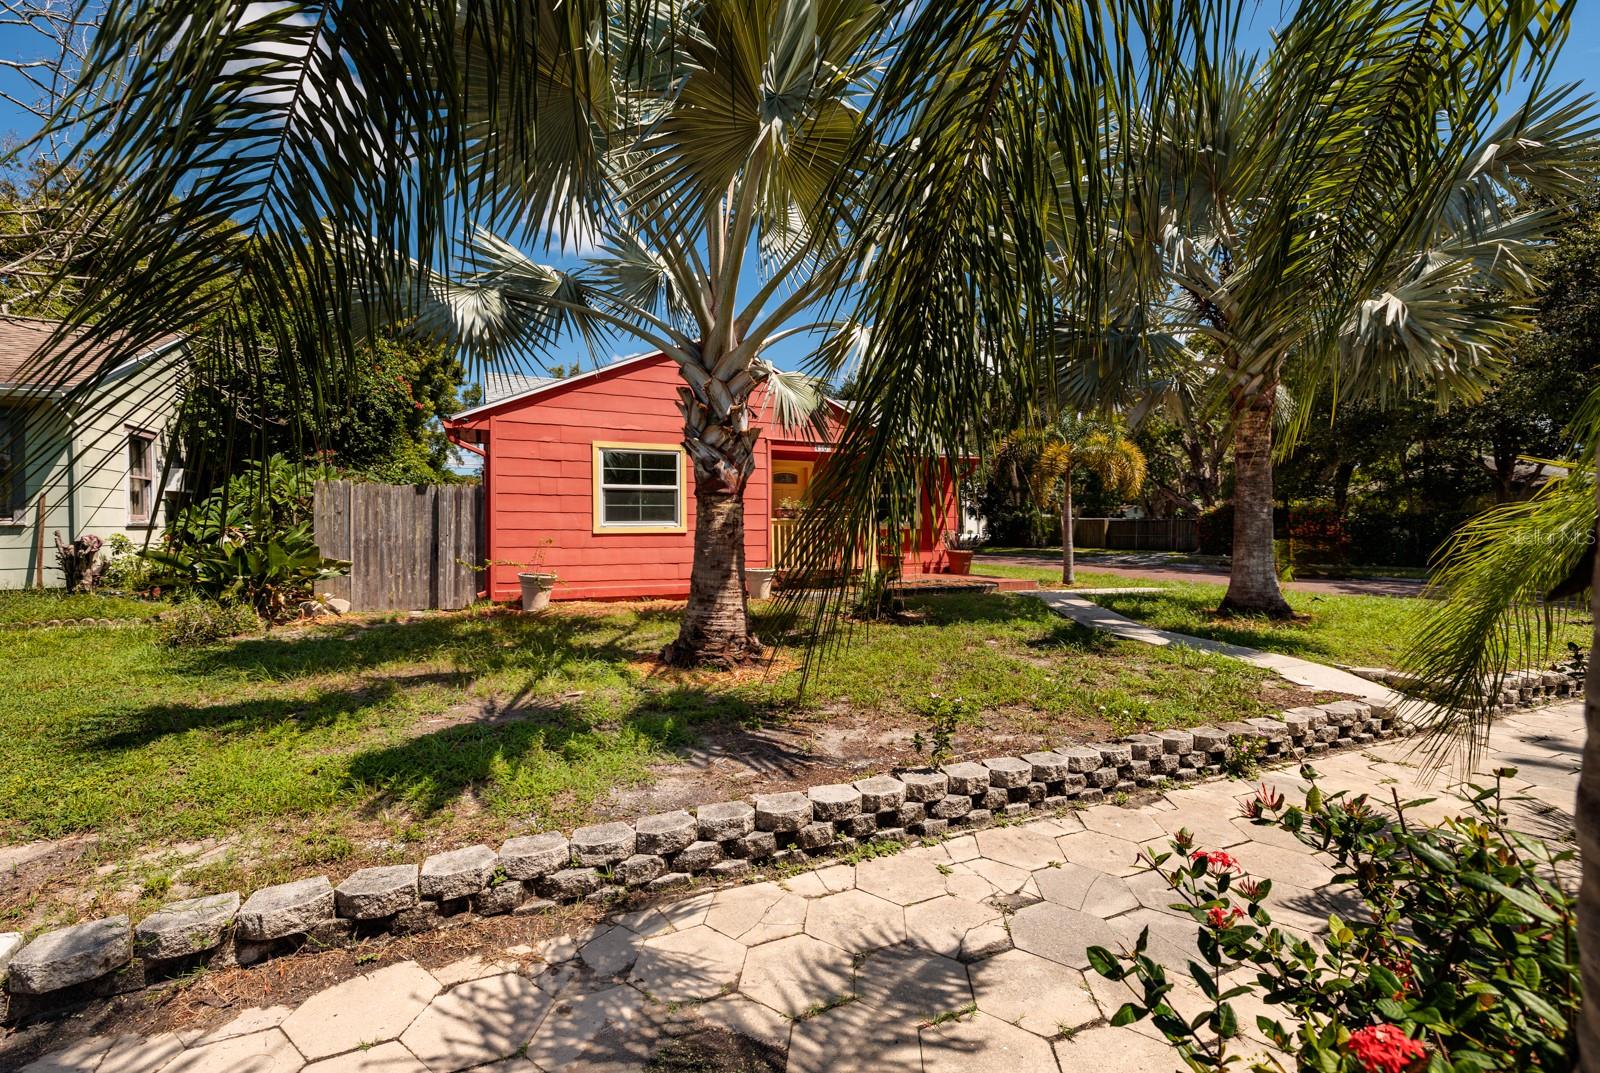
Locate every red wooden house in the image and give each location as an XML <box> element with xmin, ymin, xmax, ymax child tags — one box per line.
<box><xmin>444</xmin><ymin>351</ymin><xmax>964</xmax><ymax>602</ymax></box>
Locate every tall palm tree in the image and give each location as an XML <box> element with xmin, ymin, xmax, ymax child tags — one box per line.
<box><xmin>32</xmin><ymin>0</ymin><xmax>880</xmax><ymax>666</ymax></box>
<box><xmin>1008</xmin><ymin>418</ymin><xmax>1146</xmax><ymax>584</ymax></box>
<box><xmin>366</xmin><ymin>0</ymin><xmax>879</xmax><ymax>665</ymax></box>
<box><xmin>1089</xmin><ymin>68</ymin><xmax>1597</xmax><ymax>618</ymax></box>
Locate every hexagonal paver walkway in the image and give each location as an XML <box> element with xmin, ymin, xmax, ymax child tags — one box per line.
<box><xmin>19</xmin><ymin>702</ymin><xmax>1578</xmax><ymax>1073</ymax></box>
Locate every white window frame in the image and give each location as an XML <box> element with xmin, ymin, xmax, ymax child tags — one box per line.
<box><xmin>592</xmin><ymin>442</ymin><xmax>686</xmax><ymax>534</ymax></box>
<box><xmin>0</xmin><ymin>404</ymin><xmax>24</xmax><ymax>523</ymax></box>
<box><xmin>127</xmin><ymin>429</ymin><xmax>156</xmax><ymax>526</ymax></box>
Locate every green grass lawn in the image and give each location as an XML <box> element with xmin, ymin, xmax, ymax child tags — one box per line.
<box><xmin>975</xmin><ymin>561</ymin><xmax>1166</xmax><ymax>589</ymax></box>
<box><xmin>0</xmin><ymin>589</ymin><xmax>166</xmax><ymax>625</ymax></box>
<box><xmin>1091</xmin><ymin>581</ymin><xmax>1589</xmax><ymax>669</ymax></box>
<box><xmin>2</xmin><ymin>593</ymin><xmax>1296</xmax><ymax>925</ymax></box>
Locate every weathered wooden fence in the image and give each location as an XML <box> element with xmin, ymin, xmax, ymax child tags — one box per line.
<box><xmin>312</xmin><ymin>481</ymin><xmax>483</xmax><ymax>611</ymax></box>
<box><xmin>1073</xmin><ymin>516</ymin><xmax>1199</xmax><ymax>552</ymax></box>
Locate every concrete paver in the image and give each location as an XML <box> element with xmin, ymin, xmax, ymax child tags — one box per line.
<box><xmin>804</xmin><ymin>889</ymin><xmax>906</xmax><ymax>953</ymax></box>
<box><xmin>921</xmin><ymin>1011</ymin><xmax>1059</xmax><ymax>1073</ymax></box>
<box><xmin>629</xmin><ymin>925</ymin><xmax>748</xmax><ymax>1002</ymax></box>
<box><xmin>739</xmin><ymin>934</ymin><xmax>854</xmax><ymax>1017</ymax></box>
<box><xmin>398</xmin><ymin>973</ymin><xmax>550</xmax><ymax>1072</ymax></box>
<box><xmin>281</xmin><ymin>961</ymin><xmax>440</xmax><ymax>1060</ymax></box>
<box><xmin>968</xmin><ymin>948</ymin><xmax>1100</xmax><ymax>1036</ymax></box>
<box><xmin>301</xmin><ymin>1042</ymin><xmax>430</xmax><ymax>1073</ymax></box>
<box><xmin>19</xmin><ymin>690</ymin><xmax>1576</xmax><ymax>1073</ymax></box>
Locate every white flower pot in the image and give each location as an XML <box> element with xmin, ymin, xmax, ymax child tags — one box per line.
<box><xmin>518</xmin><ymin>572</ymin><xmax>557</xmax><ymax>611</ymax></box>
<box><xmin>745</xmin><ymin>567</ymin><xmax>777</xmax><ymax>600</ymax></box>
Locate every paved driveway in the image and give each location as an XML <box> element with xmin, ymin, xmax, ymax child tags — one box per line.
<box><xmin>979</xmin><ymin>552</ymin><xmax>1426</xmax><ymax>598</ymax></box>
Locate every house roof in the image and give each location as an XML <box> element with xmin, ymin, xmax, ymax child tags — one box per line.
<box><xmin>0</xmin><ymin>317</ymin><xmax>184</xmax><ymax>394</ymax></box>
<box><xmin>450</xmin><ymin>351</ymin><xmax>662</xmax><ymax>422</ymax></box>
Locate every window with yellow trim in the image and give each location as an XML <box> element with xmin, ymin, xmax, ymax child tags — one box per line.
<box><xmin>597</xmin><ymin>447</ymin><xmax>682</xmax><ymax>527</ymax></box>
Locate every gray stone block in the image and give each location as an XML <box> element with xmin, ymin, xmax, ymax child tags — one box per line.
<box><xmin>981</xmin><ymin>787</ymin><xmax>1008</xmax><ymax>810</ymax></box>
<box><xmin>709</xmin><ymin>859</ymin><xmax>751</xmax><ymax>879</ymax></box>
<box><xmin>697</xmin><ymin>801</ymin><xmax>756</xmax><ymax>840</ymax></box>
<box><xmin>1152</xmin><ymin>729</ymin><xmax>1195</xmax><ymax>754</ymax></box>
<box><xmin>893</xmin><ymin>802</ymin><xmax>926</xmax><ymax>827</ymax></box>
<box><xmin>336</xmin><ymin>865</ymin><xmax>419</xmax><ymax>920</ymax></box>
<box><xmin>616</xmin><ymin>854</ymin><xmax>667</xmax><ymax>886</ymax></box>
<box><xmin>982</xmin><ymin>756</ymin><xmax>1032</xmax><ymax>789</ymax></box>
<box><xmin>570</xmin><ymin>822</ymin><xmax>637</xmax><ymax>867</ymax></box>
<box><xmin>675</xmin><ymin>841</ymin><xmax>724</xmax><ymax>872</ymax></box>
<box><xmin>754</xmin><ymin>791</ymin><xmax>812</xmax><ymax>832</ymax></box>
<box><xmin>929</xmin><ymin>794</ymin><xmax>973</xmax><ymax>819</ymax></box>
<box><xmin>420</xmin><ymin>844</ymin><xmax>498</xmax><ymax>901</ymax></box>
<box><xmin>1058</xmin><ymin>746</ymin><xmax>1103</xmax><ymax>773</ymax></box>
<box><xmin>499</xmin><ymin>833</ymin><xmax>570</xmax><ymax>880</ymax></box>
<box><xmin>237</xmin><ymin>877</ymin><xmax>334</xmax><ymax>941</ymax></box>
<box><xmin>910</xmin><ymin>818</ymin><xmax>949</xmax><ymax>838</ymax></box>
<box><xmin>728</xmin><ymin>830</ymin><xmax>777</xmax><ymax>860</ymax></box>
<box><xmin>472</xmin><ymin>880</ymin><xmax>527</xmax><ymax>916</ymax></box>
<box><xmin>795</xmin><ymin>823</ymin><xmax>835</xmax><ymax>850</ymax></box>
<box><xmin>808</xmin><ymin>784</ymin><xmax>863</xmax><ymax>821</ymax></box>
<box><xmin>392</xmin><ymin>903</ymin><xmax>443</xmax><ymax>935</ymax></box>
<box><xmin>1123</xmin><ymin>734</ymin><xmax>1163</xmax><ymax>761</ymax></box>
<box><xmin>134</xmin><ymin>893</ymin><xmax>239</xmax><ymax>960</ymax></box>
<box><xmin>960</xmin><ymin>809</ymin><xmax>994</xmax><ymax>830</ymax></box>
<box><xmin>8</xmin><ymin>916</ymin><xmax>132</xmax><ymax>994</ymax></box>
<box><xmin>1094</xmin><ymin>742</ymin><xmax>1133</xmax><ymax>767</ymax></box>
<box><xmin>839</xmin><ymin>813</ymin><xmax>878</xmax><ymax>838</ymax></box>
<box><xmin>0</xmin><ymin>932</ymin><xmax>22</xmax><ymax>980</ymax></box>
<box><xmin>872</xmin><ymin>827</ymin><xmax>908</xmax><ymax>842</ymax></box>
<box><xmin>1090</xmin><ymin>768</ymin><xmax>1119</xmax><ymax>788</ymax></box>
<box><xmin>1001</xmin><ymin>802</ymin><xmax>1033</xmax><ymax>819</ymax></box>
<box><xmin>854</xmin><ymin>775</ymin><xmax>907</xmax><ymax>812</ymax></box>
<box><xmin>540</xmin><ymin>868</ymin><xmax>603</xmax><ymax>900</ymax></box>
<box><xmin>636</xmin><ymin>811</ymin><xmax>698</xmax><ymax>856</ymax></box>
<box><xmin>941</xmin><ymin>762</ymin><xmax>989</xmax><ymax>796</ymax></box>
<box><xmin>901</xmin><ymin>771</ymin><xmax>949</xmax><ymax>801</ymax></box>
<box><xmin>1189</xmin><ymin>726</ymin><xmax>1228</xmax><ymax>751</ymax></box>
<box><xmin>648</xmin><ymin>873</ymin><xmax>692</xmax><ymax>892</ymax></box>
<box><xmin>1022</xmin><ymin>752</ymin><xmax>1069</xmax><ymax>782</ymax></box>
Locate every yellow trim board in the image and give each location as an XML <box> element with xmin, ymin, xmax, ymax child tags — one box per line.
<box><xmin>592</xmin><ymin>440</ymin><xmax>688</xmax><ymax>535</ymax></box>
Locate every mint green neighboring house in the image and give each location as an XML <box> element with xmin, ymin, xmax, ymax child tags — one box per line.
<box><xmin>0</xmin><ymin>318</ymin><xmax>187</xmax><ymax>588</ymax></box>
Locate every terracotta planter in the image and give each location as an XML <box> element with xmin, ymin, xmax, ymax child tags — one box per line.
<box><xmin>517</xmin><ymin>572</ymin><xmax>557</xmax><ymax>612</ymax></box>
<box><xmin>745</xmin><ymin>567</ymin><xmax>776</xmax><ymax>600</ymax></box>
<box><xmin>945</xmin><ymin>549</ymin><xmax>973</xmax><ymax>575</ymax></box>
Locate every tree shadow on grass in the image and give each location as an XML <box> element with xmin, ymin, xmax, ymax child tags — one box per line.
<box><xmin>1095</xmin><ymin>593</ymin><xmax>1342</xmax><ymax>662</ymax></box>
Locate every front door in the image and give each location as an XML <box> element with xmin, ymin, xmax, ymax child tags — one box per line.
<box><xmin>770</xmin><ymin>460</ymin><xmax>814</xmax><ymax>568</ymax></box>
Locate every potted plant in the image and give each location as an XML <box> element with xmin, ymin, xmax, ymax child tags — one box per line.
<box><xmin>462</xmin><ymin>539</ymin><xmax>557</xmax><ymax>612</ymax></box>
<box><xmin>943</xmin><ymin>531</ymin><xmax>977</xmax><ymax>575</ymax></box>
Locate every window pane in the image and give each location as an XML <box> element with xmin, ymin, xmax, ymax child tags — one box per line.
<box><xmin>603</xmin><ymin>489</ymin><xmax>679</xmax><ymax>525</ymax></box>
<box><xmin>601</xmin><ymin>449</ymin><xmax>677</xmax><ymax>487</ymax></box>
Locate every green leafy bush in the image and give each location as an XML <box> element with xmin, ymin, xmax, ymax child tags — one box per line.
<box><xmin>912</xmin><ymin>693</ymin><xmax>977</xmax><ymax>764</ymax></box>
<box><xmin>146</xmin><ymin>457</ymin><xmax>348</xmax><ymax>620</ymax></box>
<box><xmin>1088</xmin><ymin>768</ymin><xmax>1576</xmax><ymax>1073</ymax></box>
<box><xmin>101</xmin><ymin>534</ymin><xmax>158</xmax><ymax>593</ymax></box>
<box><xmin>158</xmin><ymin>600</ymin><xmax>261</xmax><ymax>647</ymax></box>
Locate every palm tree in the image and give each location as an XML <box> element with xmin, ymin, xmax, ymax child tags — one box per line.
<box><xmin>1007</xmin><ymin>418</ymin><xmax>1146</xmax><ymax>584</ymax></box>
<box><xmin>34</xmin><ymin>0</ymin><xmax>880</xmax><ymax>666</ymax></box>
<box><xmin>1094</xmin><ymin>69</ymin><xmax>1597</xmax><ymax>618</ymax></box>
<box><xmin>365</xmin><ymin>0</ymin><xmax>878</xmax><ymax>665</ymax></box>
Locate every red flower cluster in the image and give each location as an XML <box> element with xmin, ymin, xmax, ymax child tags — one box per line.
<box><xmin>1346</xmin><ymin>1024</ymin><xmax>1427</xmax><ymax>1073</ymax></box>
<box><xmin>1192</xmin><ymin>850</ymin><xmax>1240</xmax><ymax>873</ymax></box>
<box><xmin>1206</xmin><ymin>906</ymin><xmax>1244</xmax><ymax>929</ymax></box>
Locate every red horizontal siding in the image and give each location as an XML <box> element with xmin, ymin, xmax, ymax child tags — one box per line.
<box><xmin>474</xmin><ymin>354</ymin><xmax>941</xmax><ymax>601</ymax></box>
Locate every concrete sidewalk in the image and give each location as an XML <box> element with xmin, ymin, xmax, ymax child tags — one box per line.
<box><xmin>18</xmin><ymin>701</ymin><xmax>1577</xmax><ymax>1073</ymax></box>
<box><xmin>979</xmin><ymin>552</ymin><xmax>1425</xmax><ymax>598</ymax></box>
<box><xmin>1024</xmin><ymin>589</ymin><xmax>1404</xmax><ymax>705</ymax></box>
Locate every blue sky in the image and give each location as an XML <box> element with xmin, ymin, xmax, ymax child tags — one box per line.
<box><xmin>1</xmin><ymin>3</ymin><xmax>1595</xmax><ymax>384</ymax></box>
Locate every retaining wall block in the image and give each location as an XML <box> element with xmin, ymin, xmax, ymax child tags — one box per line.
<box><xmin>808</xmin><ymin>784</ymin><xmax>864</xmax><ymax>821</ymax></box>
<box><xmin>635</xmin><ymin>811</ymin><xmax>698</xmax><ymax>856</ymax></box>
<box><xmin>570</xmin><ymin>822</ymin><xmax>637</xmax><ymax>867</ymax></box>
<box><xmin>754</xmin><ymin>792</ymin><xmax>812</xmax><ymax>832</ymax></box>
<box><xmin>134</xmin><ymin>893</ymin><xmax>239</xmax><ymax>961</ymax></box>
<box><xmin>236</xmin><ymin>877</ymin><xmax>335</xmax><ymax>942</ymax></box>
<box><xmin>981</xmin><ymin>757</ymin><xmax>1032</xmax><ymax>789</ymax></box>
<box><xmin>420</xmin><ymin>845</ymin><xmax>499</xmax><ymax>901</ymax></box>
<box><xmin>854</xmin><ymin>775</ymin><xmax>907</xmax><ymax>812</ymax></box>
<box><xmin>7</xmin><ymin>917</ymin><xmax>132</xmax><ymax>995</ymax></box>
<box><xmin>499</xmin><ymin>833</ymin><xmax>570</xmax><ymax>880</ymax></box>
<box><xmin>697</xmin><ymin>801</ymin><xmax>756</xmax><ymax>841</ymax></box>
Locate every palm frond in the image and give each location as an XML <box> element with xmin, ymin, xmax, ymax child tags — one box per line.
<box><xmin>1400</xmin><ymin>464</ymin><xmax>1594</xmax><ymax>768</ymax></box>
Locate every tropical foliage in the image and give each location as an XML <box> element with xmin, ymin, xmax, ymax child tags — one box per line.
<box><xmin>1089</xmin><ymin>769</ymin><xmax>1578</xmax><ymax>1073</ymax></box>
<box><xmin>144</xmin><ymin>456</ymin><xmax>348</xmax><ymax>619</ymax></box>
<box><xmin>1021</xmin><ymin>417</ymin><xmax>1146</xmax><ymax>582</ymax></box>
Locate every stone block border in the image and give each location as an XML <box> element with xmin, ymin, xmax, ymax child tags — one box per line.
<box><xmin>2</xmin><ymin>670</ymin><xmax>1579</xmax><ymax>1019</ymax></box>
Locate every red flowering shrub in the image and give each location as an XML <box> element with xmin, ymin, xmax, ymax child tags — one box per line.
<box><xmin>1345</xmin><ymin>1025</ymin><xmax>1427</xmax><ymax>1073</ymax></box>
<box><xmin>1086</xmin><ymin>768</ymin><xmax>1577</xmax><ymax>1073</ymax></box>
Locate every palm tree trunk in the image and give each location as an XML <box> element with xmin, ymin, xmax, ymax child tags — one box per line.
<box><xmin>1061</xmin><ymin>466</ymin><xmax>1075</xmax><ymax>585</ymax></box>
<box><xmin>662</xmin><ymin>365</ymin><xmax>763</xmax><ymax>667</ymax></box>
<box><xmin>1578</xmin><ymin>448</ymin><xmax>1600</xmax><ymax>1070</ymax></box>
<box><xmin>1220</xmin><ymin>378</ymin><xmax>1294</xmax><ymax>618</ymax></box>
<box><xmin>664</xmin><ymin>481</ymin><xmax>761</xmax><ymax>667</ymax></box>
